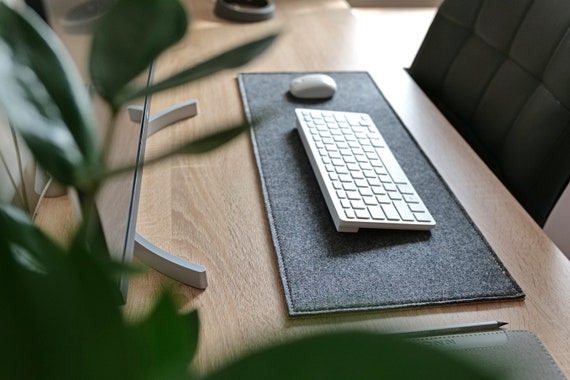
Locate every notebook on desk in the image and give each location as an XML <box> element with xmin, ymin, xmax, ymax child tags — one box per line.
<box><xmin>238</xmin><ymin>71</ymin><xmax>524</xmax><ymax>316</ymax></box>
<box><xmin>412</xmin><ymin>330</ymin><xmax>566</xmax><ymax>380</ymax></box>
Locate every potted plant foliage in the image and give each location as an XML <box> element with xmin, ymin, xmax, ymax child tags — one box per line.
<box><xmin>0</xmin><ymin>0</ymin><xmax>495</xmax><ymax>378</ymax></box>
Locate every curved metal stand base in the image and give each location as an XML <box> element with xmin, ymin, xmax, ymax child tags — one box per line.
<box><xmin>134</xmin><ymin>233</ymin><xmax>207</xmax><ymax>289</ymax></box>
<box><xmin>129</xmin><ymin>99</ymin><xmax>207</xmax><ymax>289</ymax></box>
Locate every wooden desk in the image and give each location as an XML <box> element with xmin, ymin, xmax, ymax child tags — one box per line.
<box><xmin>110</xmin><ymin>0</ymin><xmax>570</xmax><ymax>375</ymax></box>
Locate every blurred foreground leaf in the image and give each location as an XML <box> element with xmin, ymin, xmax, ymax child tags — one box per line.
<box><xmin>172</xmin><ymin>122</ymin><xmax>249</xmax><ymax>155</ymax></box>
<box><xmin>0</xmin><ymin>204</ymin><xmax>199</xmax><ymax>380</ymax></box>
<box><xmin>0</xmin><ymin>206</ymin><xmax>133</xmax><ymax>379</ymax></box>
<box><xmin>129</xmin><ymin>296</ymin><xmax>200</xmax><ymax>380</ymax></box>
<box><xmin>121</xmin><ymin>33</ymin><xmax>279</xmax><ymax>104</ymax></box>
<box><xmin>103</xmin><ymin>122</ymin><xmax>250</xmax><ymax>180</ymax></box>
<box><xmin>204</xmin><ymin>331</ymin><xmax>498</xmax><ymax>380</ymax></box>
<box><xmin>0</xmin><ymin>3</ymin><xmax>99</xmax><ymax>188</ymax></box>
<box><xmin>90</xmin><ymin>0</ymin><xmax>188</xmax><ymax>107</ymax></box>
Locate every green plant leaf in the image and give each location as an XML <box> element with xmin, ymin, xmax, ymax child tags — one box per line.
<box><xmin>101</xmin><ymin>122</ymin><xmax>250</xmax><ymax>180</ymax></box>
<box><xmin>140</xmin><ymin>121</ymin><xmax>250</xmax><ymax>171</ymax></box>
<box><xmin>90</xmin><ymin>0</ymin><xmax>188</xmax><ymax>108</ymax></box>
<box><xmin>0</xmin><ymin>203</ymin><xmax>136</xmax><ymax>379</ymax></box>
<box><xmin>120</xmin><ymin>33</ymin><xmax>279</xmax><ymax>103</ymax></box>
<box><xmin>173</xmin><ymin>123</ymin><xmax>249</xmax><ymax>155</ymax></box>
<box><xmin>129</xmin><ymin>293</ymin><xmax>199</xmax><ymax>380</ymax></box>
<box><xmin>0</xmin><ymin>3</ymin><xmax>100</xmax><ymax>187</ymax></box>
<box><xmin>0</xmin><ymin>226</ymin><xmax>58</xmax><ymax>380</ymax></box>
<box><xmin>0</xmin><ymin>203</ymin><xmax>65</xmax><ymax>272</ymax></box>
<box><xmin>204</xmin><ymin>331</ymin><xmax>499</xmax><ymax>380</ymax></box>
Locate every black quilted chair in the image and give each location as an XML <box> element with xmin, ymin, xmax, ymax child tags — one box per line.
<box><xmin>408</xmin><ymin>0</ymin><xmax>570</xmax><ymax>228</ymax></box>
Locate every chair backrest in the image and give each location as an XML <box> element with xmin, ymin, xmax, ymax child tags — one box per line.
<box><xmin>408</xmin><ymin>0</ymin><xmax>570</xmax><ymax>227</ymax></box>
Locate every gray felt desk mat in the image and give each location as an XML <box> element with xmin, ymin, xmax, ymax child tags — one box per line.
<box><xmin>238</xmin><ymin>71</ymin><xmax>524</xmax><ymax>316</ymax></box>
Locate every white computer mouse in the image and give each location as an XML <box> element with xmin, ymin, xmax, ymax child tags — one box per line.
<box><xmin>289</xmin><ymin>74</ymin><xmax>337</xmax><ymax>99</ymax></box>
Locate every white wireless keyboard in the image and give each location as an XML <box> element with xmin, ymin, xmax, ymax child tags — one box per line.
<box><xmin>295</xmin><ymin>108</ymin><xmax>436</xmax><ymax>232</ymax></box>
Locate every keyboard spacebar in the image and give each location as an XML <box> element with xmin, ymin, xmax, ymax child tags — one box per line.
<box><xmin>378</xmin><ymin>148</ymin><xmax>408</xmax><ymax>184</ymax></box>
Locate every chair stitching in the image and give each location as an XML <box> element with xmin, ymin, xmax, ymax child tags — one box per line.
<box><xmin>542</xmin><ymin>26</ymin><xmax>570</xmax><ymax>109</ymax></box>
<box><xmin>468</xmin><ymin>0</ymin><xmax>535</xmax><ymax>121</ymax></box>
<box><xmin>503</xmin><ymin>0</ymin><xmax>535</xmax><ymax>52</ymax></box>
<box><xmin>439</xmin><ymin>0</ymin><xmax>485</xmax><ymax>95</ymax></box>
<box><xmin>539</xmin><ymin>15</ymin><xmax>570</xmax><ymax>78</ymax></box>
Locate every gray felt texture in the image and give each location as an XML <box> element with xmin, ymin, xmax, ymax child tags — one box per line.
<box><xmin>238</xmin><ymin>72</ymin><xmax>524</xmax><ymax>316</ymax></box>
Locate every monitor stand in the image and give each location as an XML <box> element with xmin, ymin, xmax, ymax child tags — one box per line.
<box><xmin>128</xmin><ymin>100</ymin><xmax>208</xmax><ymax>289</ymax></box>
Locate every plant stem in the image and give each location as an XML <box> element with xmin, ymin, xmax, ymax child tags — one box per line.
<box><xmin>0</xmin><ymin>149</ymin><xmax>24</xmax><ymax>207</ymax></box>
<box><xmin>0</xmin><ymin>123</ymin><xmax>30</xmax><ymax>213</ymax></box>
<box><xmin>101</xmin><ymin>105</ymin><xmax>120</xmax><ymax>170</ymax></box>
<box><xmin>10</xmin><ymin>125</ymin><xmax>31</xmax><ymax>213</ymax></box>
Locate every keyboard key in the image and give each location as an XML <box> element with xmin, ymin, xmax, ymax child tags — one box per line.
<box><xmin>394</xmin><ymin>200</ymin><xmax>415</xmax><ymax>221</ymax></box>
<box><xmin>351</xmin><ymin>200</ymin><xmax>366</xmax><ymax>209</ymax></box>
<box><xmin>346</xmin><ymin>191</ymin><xmax>361</xmax><ymax>200</ymax></box>
<box><xmin>403</xmin><ymin>194</ymin><xmax>420</xmax><ymax>203</ymax></box>
<box><xmin>388</xmin><ymin>191</ymin><xmax>403</xmax><ymax>201</ymax></box>
<box><xmin>408</xmin><ymin>202</ymin><xmax>425</xmax><ymax>212</ymax></box>
<box><xmin>363</xmin><ymin>196</ymin><xmax>377</xmax><ymax>205</ymax></box>
<box><xmin>378</xmin><ymin>151</ymin><xmax>408</xmax><ymax>184</ymax></box>
<box><xmin>382</xmin><ymin>203</ymin><xmax>400</xmax><ymax>221</ymax></box>
<box><xmin>397</xmin><ymin>184</ymin><xmax>415</xmax><ymax>194</ymax></box>
<box><xmin>343</xmin><ymin>182</ymin><xmax>357</xmax><ymax>191</ymax></box>
<box><xmin>368</xmin><ymin>205</ymin><xmax>385</xmax><ymax>220</ymax></box>
<box><xmin>414</xmin><ymin>212</ymin><xmax>432</xmax><ymax>222</ymax></box>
